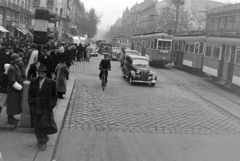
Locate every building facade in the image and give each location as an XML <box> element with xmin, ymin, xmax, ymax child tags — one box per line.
<box><xmin>205</xmin><ymin>3</ymin><xmax>240</xmax><ymax>34</ymax></box>
<box><xmin>56</xmin><ymin>0</ymin><xmax>84</xmax><ymax>41</ymax></box>
<box><xmin>0</xmin><ymin>0</ymin><xmax>32</xmax><ymax>38</ymax></box>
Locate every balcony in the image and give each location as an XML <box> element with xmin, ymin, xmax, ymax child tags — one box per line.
<box><xmin>0</xmin><ymin>0</ymin><xmax>31</xmax><ymax>16</ymax></box>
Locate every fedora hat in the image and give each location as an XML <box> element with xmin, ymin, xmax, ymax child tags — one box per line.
<box><xmin>11</xmin><ymin>53</ymin><xmax>22</xmax><ymax>63</ymax></box>
<box><xmin>37</xmin><ymin>64</ymin><xmax>48</xmax><ymax>72</ymax></box>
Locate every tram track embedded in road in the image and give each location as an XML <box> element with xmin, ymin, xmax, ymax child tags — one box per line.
<box><xmin>155</xmin><ymin>66</ymin><xmax>240</xmax><ymax>124</ymax></box>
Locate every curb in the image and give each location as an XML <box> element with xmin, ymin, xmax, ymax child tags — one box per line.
<box><xmin>34</xmin><ymin>77</ymin><xmax>76</xmax><ymax>161</ymax></box>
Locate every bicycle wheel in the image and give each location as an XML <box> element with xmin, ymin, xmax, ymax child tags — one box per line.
<box><xmin>102</xmin><ymin>75</ymin><xmax>105</xmax><ymax>91</ymax></box>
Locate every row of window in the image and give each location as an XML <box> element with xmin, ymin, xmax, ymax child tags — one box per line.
<box><xmin>174</xmin><ymin>40</ymin><xmax>240</xmax><ymax>65</ymax></box>
<box><xmin>135</xmin><ymin>39</ymin><xmax>172</xmax><ymax>51</ymax></box>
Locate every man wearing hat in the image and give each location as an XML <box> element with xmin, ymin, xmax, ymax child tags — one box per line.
<box><xmin>50</xmin><ymin>46</ymin><xmax>61</xmax><ymax>71</ymax></box>
<box><xmin>6</xmin><ymin>53</ymin><xmax>24</xmax><ymax>124</ymax></box>
<box><xmin>28</xmin><ymin>64</ymin><xmax>58</xmax><ymax>151</ymax></box>
<box><xmin>40</xmin><ymin>46</ymin><xmax>54</xmax><ymax>79</ymax></box>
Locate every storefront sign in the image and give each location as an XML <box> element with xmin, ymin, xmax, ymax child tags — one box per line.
<box><xmin>6</xmin><ymin>16</ymin><xmax>11</xmax><ymax>21</ymax></box>
<box><xmin>12</xmin><ymin>22</ymin><xmax>17</xmax><ymax>27</ymax></box>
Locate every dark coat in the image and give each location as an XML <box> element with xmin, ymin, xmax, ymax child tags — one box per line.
<box><xmin>50</xmin><ymin>51</ymin><xmax>61</xmax><ymax>70</ymax></box>
<box><xmin>55</xmin><ymin>63</ymin><xmax>69</xmax><ymax>93</ymax></box>
<box><xmin>0</xmin><ymin>73</ymin><xmax>8</xmax><ymax>93</ymax></box>
<box><xmin>64</xmin><ymin>49</ymin><xmax>72</xmax><ymax>68</ymax></box>
<box><xmin>0</xmin><ymin>51</ymin><xmax>12</xmax><ymax>74</ymax></box>
<box><xmin>28</xmin><ymin>77</ymin><xmax>58</xmax><ymax>115</ymax></box>
<box><xmin>40</xmin><ymin>55</ymin><xmax>54</xmax><ymax>78</ymax></box>
<box><xmin>7</xmin><ymin>64</ymin><xmax>23</xmax><ymax>115</ymax></box>
<box><xmin>27</xmin><ymin>64</ymin><xmax>37</xmax><ymax>80</ymax></box>
<box><xmin>77</xmin><ymin>45</ymin><xmax>83</xmax><ymax>59</ymax></box>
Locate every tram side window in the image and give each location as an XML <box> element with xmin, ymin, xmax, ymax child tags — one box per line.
<box><xmin>224</xmin><ymin>46</ymin><xmax>231</xmax><ymax>62</ymax></box>
<box><xmin>235</xmin><ymin>50</ymin><xmax>240</xmax><ymax>65</ymax></box>
<box><xmin>194</xmin><ymin>43</ymin><xmax>200</xmax><ymax>54</ymax></box>
<box><xmin>157</xmin><ymin>41</ymin><xmax>162</xmax><ymax>50</ymax></box>
<box><xmin>212</xmin><ymin>46</ymin><xmax>220</xmax><ymax>59</ymax></box>
<box><xmin>154</xmin><ymin>39</ymin><xmax>157</xmax><ymax>49</ymax></box>
<box><xmin>205</xmin><ymin>45</ymin><xmax>212</xmax><ymax>57</ymax></box>
<box><xmin>190</xmin><ymin>43</ymin><xmax>194</xmax><ymax>53</ymax></box>
<box><xmin>199</xmin><ymin>42</ymin><xmax>204</xmax><ymax>55</ymax></box>
<box><xmin>179</xmin><ymin>42</ymin><xmax>184</xmax><ymax>52</ymax></box>
<box><xmin>151</xmin><ymin>40</ymin><xmax>154</xmax><ymax>49</ymax></box>
<box><xmin>185</xmin><ymin>43</ymin><xmax>189</xmax><ymax>52</ymax></box>
<box><xmin>167</xmin><ymin>41</ymin><xmax>171</xmax><ymax>50</ymax></box>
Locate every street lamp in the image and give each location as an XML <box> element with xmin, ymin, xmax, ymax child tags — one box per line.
<box><xmin>172</xmin><ymin>0</ymin><xmax>185</xmax><ymax>35</ymax></box>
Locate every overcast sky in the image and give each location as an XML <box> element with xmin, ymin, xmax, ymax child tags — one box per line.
<box><xmin>81</xmin><ymin>0</ymin><xmax>239</xmax><ymax>30</ymax></box>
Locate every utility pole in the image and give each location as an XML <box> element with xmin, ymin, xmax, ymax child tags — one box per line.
<box><xmin>172</xmin><ymin>0</ymin><xmax>185</xmax><ymax>35</ymax></box>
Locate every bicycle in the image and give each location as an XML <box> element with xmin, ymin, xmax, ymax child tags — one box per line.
<box><xmin>100</xmin><ymin>68</ymin><xmax>110</xmax><ymax>91</ymax></box>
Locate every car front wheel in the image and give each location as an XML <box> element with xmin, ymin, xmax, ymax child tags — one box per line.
<box><xmin>129</xmin><ymin>75</ymin><xmax>133</xmax><ymax>85</ymax></box>
<box><xmin>122</xmin><ymin>70</ymin><xmax>125</xmax><ymax>78</ymax></box>
<box><xmin>151</xmin><ymin>83</ymin><xmax>155</xmax><ymax>87</ymax></box>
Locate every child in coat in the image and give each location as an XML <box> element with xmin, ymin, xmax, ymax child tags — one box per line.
<box><xmin>55</xmin><ymin>57</ymin><xmax>69</xmax><ymax>99</ymax></box>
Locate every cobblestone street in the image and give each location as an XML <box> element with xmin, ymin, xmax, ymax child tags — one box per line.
<box><xmin>53</xmin><ymin>55</ymin><xmax>240</xmax><ymax>161</ymax></box>
<box><xmin>63</xmin><ymin>56</ymin><xmax>240</xmax><ymax>135</ymax></box>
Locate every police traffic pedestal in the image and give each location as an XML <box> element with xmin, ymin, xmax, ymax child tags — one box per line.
<box><xmin>18</xmin><ymin>81</ymin><xmax>34</xmax><ymax>132</ymax></box>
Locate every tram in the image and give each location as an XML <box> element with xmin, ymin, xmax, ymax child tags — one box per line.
<box><xmin>132</xmin><ymin>32</ymin><xmax>174</xmax><ymax>66</ymax></box>
<box><xmin>171</xmin><ymin>34</ymin><xmax>240</xmax><ymax>88</ymax></box>
<box><xmin>171</xmin><ymin>35</ymin><xmax>206</xmax><ymax>71</ymax></box>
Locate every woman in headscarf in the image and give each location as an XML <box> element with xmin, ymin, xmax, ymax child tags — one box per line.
<box><xmin>25</xmin><ymin>49</ymin><xmax>38</xmax><ymax>79</ymax></box>
<box><xmin>0</xmin><ymin>63</ymin><xmax>10</xmax><ymax>113</ymax></box>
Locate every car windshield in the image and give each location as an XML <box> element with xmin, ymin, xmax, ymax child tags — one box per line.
<box><xmin>90</xmin><ymin>44</ymin><xmax>96</xmax><ymax>48</ymax></box>
<box><xmin>133</xmin><ymin>59</ymin><xmax>149</xmax><ymax>66</ymax></box>
<box><xmin>126</xmin><ymin>52</ymin><xmax>139</xmax><ymax>56</ymax></box>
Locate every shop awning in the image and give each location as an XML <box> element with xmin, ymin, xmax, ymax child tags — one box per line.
<box><xmin>0</xmin><ymin>26</ymin><xmax>9</xmax><ymax>32</ymax></box>
<box><xmin>22</xmin><ymin>29</ymin><xmax>33</xmax><ymax>36</ymax></box>
<box><xmin>66</xmin><ymin>33</ymin><xmax>72</xmax><ymax>37</ymax></box>
<box><xmin>16</xmin><ymin>28</ymin><xmax>27</xmax><ymax>35</ymax></box>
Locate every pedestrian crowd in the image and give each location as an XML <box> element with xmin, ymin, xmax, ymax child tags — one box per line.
<box><xmin>0</xmin><ymin>37</ymin><xmax>93</xmax><ymax>151</ymax></box>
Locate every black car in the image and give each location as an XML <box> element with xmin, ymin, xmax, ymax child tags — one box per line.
<box><xmin>122</xmin><ymin>55</ymin><xmax>157</xmax><ymax>86</ymax></box>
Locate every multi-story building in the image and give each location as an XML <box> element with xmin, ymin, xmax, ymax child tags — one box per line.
<box><xmin>30</xmin><ymin>0</ymin><xmax>58</xmax><ymax>39</ymax></box>
<box><xmin>0</xmin><ymin>0</ymin><xmax>32</xmax><ymax>38</ymax></box>
<box><xmin>138</xmin><ymin>0</ymin><xmax>158</xmax><ymax>33</ymax></box>
<box><xmin>205</xmin><ymin>3</ymin><xmax>240</xmax><ymax>34</ymax></box>
<box><xmin>57</xmin><ymin>0</ymin><xmax>84</xmax><ymax>41</ymax></box>
<box><xmin>182</xmin><ymin>0</ymin><xmax>225</xmax><ymax>31</ymax></box>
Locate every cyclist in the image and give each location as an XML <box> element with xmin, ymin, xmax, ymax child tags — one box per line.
<box><xmin>99</xmin><ymin>53</ymin><xmax>111</xmax><ymax>85</ymax></box>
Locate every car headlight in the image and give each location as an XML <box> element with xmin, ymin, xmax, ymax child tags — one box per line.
<box><xmin>136</xmin><ymin>70</ymin><xmax>140</xmax><ymax>74</ymax></box>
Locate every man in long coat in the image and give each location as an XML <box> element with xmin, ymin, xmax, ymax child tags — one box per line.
<box><xmin>7</xmin><ymin>54</ymin><xmax>24</xmax><ymax>124</ymax></box>
<box><xmin>50</xmin><ymin>46</ymin><xmax>61</xmax><ymax>71</ymax></box>
<box><xmin>76</xmin><ymin>43</ymin><xmax>83</xmax><ymax>61</ymax></box>
<box><xmin>28</xmin><ymin>64</ymin><xmax>58</xmax><ymax>151</ymax></box>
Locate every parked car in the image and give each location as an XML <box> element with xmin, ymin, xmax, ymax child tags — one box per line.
<box><xmin>120</xmin><ymin>49</ymin><xmax>140</xmax><ymax>67</ymax></box>
<box><xmin>122</xmin><ymin>55</ymin><xmax>157</xmax><ymax>86</ymax></box>
<box><xmin>90</xmin><ymin>43</ymin><xmax>98</xmax><ymax>57</ymax></box>
<box><xmin>110</xmin><ymin>47</ymin><xmax>121</xmax><ymax>61</ymax></box>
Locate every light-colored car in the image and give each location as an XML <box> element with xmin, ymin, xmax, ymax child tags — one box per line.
<box><xmin>120</xmin><ymin>49</ymin><xmax>140</xmax><ymax>67</ymax></box>
<box><xmin>90</xmin><ymin>43</ymin><xmax>98</xmax><ymax>57</ymax></box>
<box><xmin>110</xmin><ymin>47</ymin><xmax>121</xmax><ymax>61</ymax></box>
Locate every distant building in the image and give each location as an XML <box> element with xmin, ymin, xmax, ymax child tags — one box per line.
<box><xmin>205</xmin><ymin>3</ymin><xmax>240</xmax><ymax>34</ymax></box>
<box><xmin>182</xmin><ymin>0</ymin><xmax>226</xmax><ymax>31</ymax></box>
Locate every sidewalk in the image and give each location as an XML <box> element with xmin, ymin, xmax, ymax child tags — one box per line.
<box><xmin>0</xmin><ymin>76</ymin><xmax>76</xmax><ymax>161</ymax></box>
